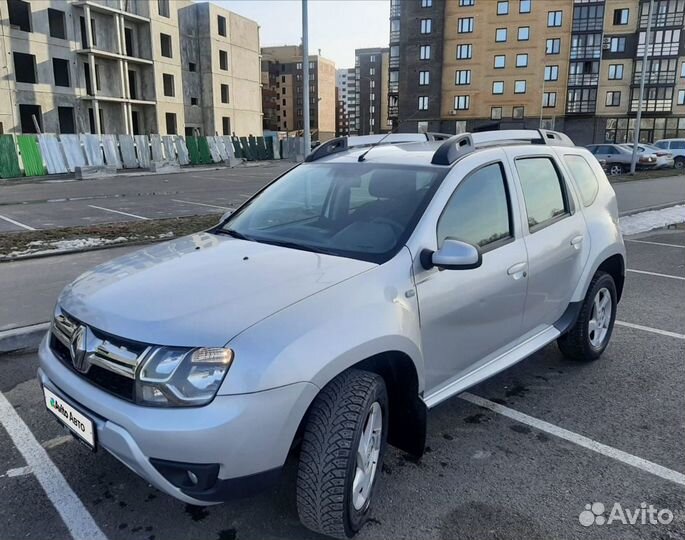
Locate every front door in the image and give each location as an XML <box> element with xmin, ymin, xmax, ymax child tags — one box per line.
<box><xmin>507</xmin><ymin>150</ymin><xmax>589</xmax><ymax>332</ymax></box>
<box><xmin>416</xmin><ymin>160</ymin><xmax>528</xmax><ymax>393</ymax></box>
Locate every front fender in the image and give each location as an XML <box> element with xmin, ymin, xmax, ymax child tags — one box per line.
<box><xmin>218</xmin><ymin>248</ymin><xmax>423</xmax><ymax>396</ymax></box>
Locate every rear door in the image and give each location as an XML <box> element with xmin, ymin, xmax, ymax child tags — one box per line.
<box><xmin>506</xmin><ymin>148</ymin><xmax>590</xmax><ymax>333</ymax></box>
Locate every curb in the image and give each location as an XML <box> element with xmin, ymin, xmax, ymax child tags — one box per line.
<box><xmin>0</xmin><ymin>238</ymin><xmax>161</xmax><ymax>264</ymax></box>
<box><xmin>0</xmin><ymin>322</ymin><xmax>50</xmax><ymax>354</ymax></box>
<box><xmin>619</xmin><ymin>200</ymin><xmax>685</xmax><ymax>217</ymax></box>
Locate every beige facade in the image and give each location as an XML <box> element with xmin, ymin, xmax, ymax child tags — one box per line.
<box><xmin>0</xmin><ymin>0</ymin><xmax>261</xmax><ymax>136</ymax></box>
<box><xmin>261</xmin><ymin>46</ymin><xmax>337</xmax><ymax>141</ymax></box>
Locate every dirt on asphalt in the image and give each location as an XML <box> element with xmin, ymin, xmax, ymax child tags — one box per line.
<box><xmin>0</xmin><ymin>214</ymin><xmax>219</xmax><ymax>260</ymax></box>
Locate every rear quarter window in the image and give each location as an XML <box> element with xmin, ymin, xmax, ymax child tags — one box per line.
<box><xmin>563</xmin><ymin>154</ymin><xmax>599</xmax><ymax>206</ymax></box>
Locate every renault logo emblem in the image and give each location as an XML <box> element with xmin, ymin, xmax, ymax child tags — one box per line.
<box><xmin>69</xmin><ymin>326</ymin><xmax>90</xmax><ymax>373</ymax></box>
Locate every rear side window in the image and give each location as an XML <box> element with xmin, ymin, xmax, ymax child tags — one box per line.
<box><xmin>654</xmin><ymin>141</ymin><xmax>668</xmax><ymax>149</ymax></box>
<box><xmin>516</xmin><ymin>157</ymin><xmax>569</xmax><ymax>230</ymax></box>
<box><xmin>671</xmin><ymin>140</ymin><xmax>685</xmax><ymax>150</ymax></box>
<box><xmin>564</xmin><ymin>154</ymin><xmax>599</xmax><ymax>206</ymax></box>
<box><xmin>437</xmin><ymin>162</ymin><xmax>512</xmax><ymax>249</ymax></box>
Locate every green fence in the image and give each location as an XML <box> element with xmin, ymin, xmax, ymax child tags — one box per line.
<box><xmin>17</xmin><ymin>135</ymin><xmax>47</xmax><ymax>177</ymax></box>
<box><xmin>0</xmin><ymin>135</ymin><xmax>22</xmax><ymax>179</ymax></box>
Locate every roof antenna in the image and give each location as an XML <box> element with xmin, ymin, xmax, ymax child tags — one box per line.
<box><xmin>357</xmin><ymin>109</ymin><xmax>425</xmax><ymax>162</ymax></box>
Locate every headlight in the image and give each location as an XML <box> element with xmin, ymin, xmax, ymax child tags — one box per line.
<box><xmin>137</xmin><ymin>347</ymin><xmax>234</xmax><ymax>407</ymax></box>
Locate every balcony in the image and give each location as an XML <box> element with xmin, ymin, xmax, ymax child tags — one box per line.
<box><xmin>568</xmin><ymin>73</ymin><xmax>599</xmax><ymax>86</ymax></box>
<box><xmin>569</xmin><ymin>45</ymin><xmax>601</xmax><ymax>59</ymax></box>
<box><xmin>630</xmin><ymin>98</ymin><xmax>673</xmax><ymax>113</ymax></box>
<box><xmin>640</xmin><ymin>11</ymin><xmax>684</xmax><ymax>28</ymax></box>
<box><xmin>633</xmin><ymin>71</ymin><xmax>677</xmax><ymax>85</ymax></box>
<box><xmin>390</xmin><ymin>2</ymin><xmax>400</xmax><ymax>17</ymax></box>
<box><xmin>566</xmin><ymin>101</ymin><xmax>596</xmax><ymax>114</ymax></box>
<box><xmin>390</xmin><ymin>30</ymin><xmax>400</xmax><ymax>43</ymax></box>
<box><xmin>389</xmin><ymin>56</ymin><xmax>400</xmax><ymax>68</ymax></box>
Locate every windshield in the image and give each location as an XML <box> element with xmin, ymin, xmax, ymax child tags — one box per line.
<box><xmin>217</xmin><ymin>163</ymin><xmax>446</xmax><ymax>263</ymax></box>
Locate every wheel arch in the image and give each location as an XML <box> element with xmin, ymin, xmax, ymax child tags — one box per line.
<box><xmin>596</xmin><ymin>253</ymin><xmax>625</xmax><ymax>301</ymax></box>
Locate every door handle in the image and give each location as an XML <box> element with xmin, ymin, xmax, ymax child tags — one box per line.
<box><xmin>507</xmin><ymin>262</ymin><xmax>528</xmax><ymax>279</ymax></box>
<box><xmin>570</xmin><ymin>235</ymin><xmax>584</xmax><ymax>249</ymax></box>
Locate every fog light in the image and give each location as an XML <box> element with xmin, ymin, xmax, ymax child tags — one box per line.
<box><xmin>187</xmin><ymin>470</ymin><xmax>199</xmax><ymax>485</ymax></box>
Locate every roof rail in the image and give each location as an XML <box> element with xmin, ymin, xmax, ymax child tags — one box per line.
<box><xmin>306</xmin><ymin>132</ymin><xmax>440</xmax><ymax>162</ymax></box>
<box><xmin>304</xmin><ymin>136</ymin><xmax>348</xmax><ymax>162</ymax></box>
<box><xmin>431</xmin><ymin>129</ymin><xmax>575</xmax><ymax>166</ymax></box>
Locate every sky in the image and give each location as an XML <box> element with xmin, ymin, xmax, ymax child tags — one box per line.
<box><xmin>211</xmin><ymin>0</ymin><xmax>390</xmax><ymax>69</ymax></box>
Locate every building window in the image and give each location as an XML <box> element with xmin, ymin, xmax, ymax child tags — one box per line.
<box><xmin>458</xmin><ymin>17</ymin><xmax>474</xmax><ymax>33</ymax></box>
<box><xmin>515</xmin><ymin>53</ymin><xmax>528</xmax><ymax>68</ymax></box>
<box><xmin>454</xmin><ymin>95</ymin><xmax>470</xmax><ymax>110</ymax></box>
<box><xmin>13</xmin><ymin>52</ymin><xmax>36</xmax><ymax>83</ymax></box>
<box><xmin>158</xmin><ymin>0</ymin><xmax>170</xmax><ymax>17</ymax></box>
<box><xmin>567</xmin><ymin>88</ymin><xmax>597</xmax><ymax>113</ymax></box>
<box><xmin>546</xmin><ymin>38</ymin><xmax>560</xmax><ymax>54</ymax></box>
<box><xmin>638</xmin><ymin>30</ymin><xmax>681</xmax><ymax>57</ymax></box>
<box><xmin>497</xmin><ymin>1</ymin><xmax>509</xmax><ymax>15</ymax></box>
<box><xmin>418</xmin><ymin>96</ymin><xmax>429</xmax><ymax>110</ymax></box>
<box><xmin>58</xmin><ymin>106</ymin><xmax>75</xmax><ymax>134</ymax></box>
<box><xmin>219</xmin><ymin>50</ymin><xmax>228</xmax><ymax>70</ymax></box>
<box><xmin>160</xmin><ymin>33</ymin><xmax>172</xmax><ymax>58</ymax></box>
<box><xmin>681</xmin><ymin>63</ymin><xmax>685</xmax><ymax>78</ymax></box>
<box><xmin>519</xmin><ymin>0</ymin><xmax>531</xmax><ymax>13</ymax></box>
<box><xmin>421</xmin><ymin>0</ymin><xmax>433</xmax><ymax>7</ymax></box>
<box><xmin>491</xmin><ymin>106</ymin><xmax>502</xmax><ymax>120</ymax></box>
<box><xmin>217</xmin><ymin>15</ymin><xmax>227</xmax><ymax>36</ymax></box>
<box><xmin>165</xmin><ymin>112</ymin><xmax>177</xmax><ymax>134</ymax></box>
<box><xmin>609</xmin><ymin>37</ymin><xmax>625</xmax><ymax>52</ymax></box>
<box><xmin>608</xmin><ymin>64</ymin><xmax>624</xmax><ymax>80</ymax></box>
<box><xmin>492</xmin><ymin>81</ymin><xmax>504</xmax><ymax>94</ymax></box>
<box><xmin>455</xmin><ymin>69</ymin><xmax>471</xmax><ymax>85</ymax></box>
<box><xmin>613</xmin><ymin>8</ymin><xmax>629</xmax><ymax>25</ymax></box>
<box><xmin>52</xmin><ymin>58</ymin><xmax>70</xmax><ymax>87</ymax></box>
<box><xmin>548</xmin><ymin>11</ymin><xmax>562</xmax><ymax>27</ymax></box>
<box><xmin>221</xmin><ymin>84</ymin><xmax>229</xmax><ymax>103</ymax></box>
<box><xmin>543</xmin><ymin>92</ymin><xmax>557</xmax><ymax>107</ymax></box>
<box><xmin>494</xmin><ymin>55</ymin><xmax>506</xmax><ymax>69</ymax></box>
<box><xmin>94</xmin><ymin>64</ymin><xmax>102</xmax><ymax>90</ymax></box>
<box><xmin>369</xmin><ymin>67</ymin><xmax>375</xmax><ymax>76</ymax></box>
<box><xmin>515</xmin><ymin>80</ymin><xmax>526</xmax><ymax>94</ymax></box>
<box><xmin>163</xmin><ymin>73</ymin><xmax>174</xmax><ymax>96</ymax></box>
<box><xmin>48</xmin><ymin>8</ymin><xmax>66</xmax><ymax>39</ymax></box>
<box><xmin>419</xmin><ymin>71</ymin><xmax>430</xmax><ymax>85</ymax></box>
<box><xmin>296</xmin><ymin>62</ymin><xmax>303</xmax><ymax>70</ymax></box>
<box><xmin>420</xmin><ymin>19</ymin><xmax>432</xmax><ymax>34</ymax></box>
<box><xmin>678</xmin><ymin>90</ymin><xmax>685</xmax><ymax>105</ymax></box>
<box><xmin>222</xmin><ymin>117</ymin><xmax>231</xmax><ymax>135</ymax></box>
<box><xmin>518</xmin><ymin>26</ymin><xmax>529</xmax><ymax>40</ymax></box>
<box><xmin>189</xmin><ymin>62</ymin><xmax>196</xmax><ymax>72</ymax></box>
<box><xmin>605</xmin><ymin>91</ymin><xmax>621</xmax><ymax>107</ymax></box>
<box><xmin>459</xmin><ymin>0</ymin><xmax>475</xmax><ymax>6</ymax></box>
<box><xmin>19</xmin><ymin>104</ymin><xmax>41</xmax><ymax>133</ymax></box>
<box><xmin>190</xmin><ymin>97</ymin><xmax>198</xmax><ymax>105</ymax></box>
<box><xmin>544</xmin><ymin>65</ymin><xmax>559</xmax><ymax>81</ymax></box>
<box><xmin>512</xmin><ymin>106</ymin><xmax>524</xmax><ymax>119</ymax></box>
<box><xmin>420</xmin><ymin>45</ymin><xmax>431</xmax><ymax>60</ymax></box>
<box><xmin>495</xmin><ymin>28</ymin><xmax>507</xmax><ymax>42</ymax></box>
<box><xmin>368</xmin><ymin>56</ymin><xmax>375</xmax><ymax>64</ymax></box>
<box><xmin>8</xmin><ymin>0</ymin><xmax>31</xmax><ymax>32</ymax></box>
<box><xmin>456</xmin><ymin>44</ymin><xmax>472</xmax><ymax>59</ymax></box>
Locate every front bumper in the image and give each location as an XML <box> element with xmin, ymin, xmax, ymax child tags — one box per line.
<box><xmin>38</xmin><ymin>334</ymin><xmax>318</xmax><ymax>505</ymax></box>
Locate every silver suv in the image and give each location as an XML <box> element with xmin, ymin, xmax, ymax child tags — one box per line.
<box><xmin>38</xmin><ymin>130</ymin><xmax>625</xmax><ymax>539</ymax></box>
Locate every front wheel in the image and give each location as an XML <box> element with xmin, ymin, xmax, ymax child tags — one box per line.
<box><xmin>557</xmin><ymin>271</ymin><xmax>617</xmax><ymax>362</ymax></box>
<box><xmin>297</xmin><ymin>369</ymin><xmax>388</xmax><ymax>538</ymax></box>
<box><xmin>608</xmin><ymin>163</ymin><xmax>625</xmax><ymax>176</ymax></box>
<box><xmin>675</xmin><ymin>156</ymin><xmax>685</xmax><ymax>170</ymax></box>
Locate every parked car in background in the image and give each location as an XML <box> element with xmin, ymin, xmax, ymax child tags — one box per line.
<box><xmin>653</xmin><ymin>139</ymin><xmax>685</xmax><ymax>170</ymax></box>
<box><xmin>586</xmin><ymin>144</ymin><xmax>658</xmax><ymax>176</ymax></box>
<box><xmin>620</xmin><ymin>143</ymin><xmax>674</xmax><ymax>169</ymax></box>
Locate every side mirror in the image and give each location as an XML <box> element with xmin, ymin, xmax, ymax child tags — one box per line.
<box><xmin>218</xmin><ymin>210</ymin><xmax>233</xmax><ymax>224</ymax></box>
<box><xmin>421</xmin><ymin>239</ymin><xmax>482</xmax><ymax>270</ymax></box>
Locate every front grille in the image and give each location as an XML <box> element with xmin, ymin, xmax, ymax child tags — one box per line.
<box><xmin>49</xmin><ymin>309</ymin><xmax>148</xmax><ymax>402</ymax></box>
<box><xmin>50</xmin><ymin>334</ymin><xmax>136</xmax><ymax>401</ymax></box>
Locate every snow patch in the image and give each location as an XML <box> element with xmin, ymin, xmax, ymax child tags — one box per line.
<box><xmin>620</xmin><ymin>205</ymin><xmax>685</xmax><ymax>236</ymax></box>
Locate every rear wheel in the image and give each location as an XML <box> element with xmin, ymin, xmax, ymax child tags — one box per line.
<box><xmin>557</xmin><ymin>272</ymin><xmax>617</xmax><ymax>362</ymax></box>
<box><xmin>675</xmin><ymin>156</ymin><xmax>685</xmax><ymax>170</ymax></box>
<box><xmin>297</xmin><ymin>369</ymin><xmax>388</xmax><ymax>538</ymax></box>
<box><xmin>608</xmin><ymin>163</ymin><xmax>625</xmax><ymax>176</ymax></box>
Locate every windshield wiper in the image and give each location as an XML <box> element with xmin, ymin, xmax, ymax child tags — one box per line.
<box><xmin>215</xmin><ymin>228</ymin><xmax>252</xmax><ymax>241</ymax></box>
<box><xmin>258</xmin><ymin>239</ymin><xmax>335</xmax><ymax>256</ymax></box>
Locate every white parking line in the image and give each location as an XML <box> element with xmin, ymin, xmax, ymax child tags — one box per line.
<box><xmin>615</xmin><ymin>320</ymin><xmax>685</xmax><ymax>340</ymax></box>
<box><xmin>0</xmin><ymin>391</ymin><xmax>107</xmax><ymax>540</ymax></box>
<box><xmin>626</xmin><ymin>268</ymin><xmax>685</xmax><ymax>281</ymax></box>
<box><xmin>626</xmin><ymin>239</ymin><xmax>685</xmax><ymax>249</ymax></box>
<box><xmin>171</xmin><ymin>199</ymin><xmax>229</xmax><ymax>210</ymax></box>
<box><xmin>88</xmin><ymin>205</ymin><xmax>150</xmax><ymax>221</ymax></box>
<box><xmin>460</xmin><ymin>392</ymin><xmax>685</xmax><ymax>488</ymax></box>
<box><xmin>0</xmin><ymin>214</ymin><xmax>36</xmax><ymax>231</ymax></box>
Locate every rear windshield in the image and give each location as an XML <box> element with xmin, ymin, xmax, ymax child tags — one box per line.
<box><xmin>217</xmin><ymin>163</ymin><xmax>447</xmax><ymax>263</ymax></box>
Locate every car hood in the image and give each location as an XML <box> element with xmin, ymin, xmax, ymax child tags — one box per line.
<box><xmin>58</xmin><ymin>233</ymin><xmax>375</xmax><ymax>347</ymax></box>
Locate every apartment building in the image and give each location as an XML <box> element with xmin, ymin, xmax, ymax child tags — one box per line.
<box><xmin>391</xmin><ymin>0</ymin><xmax>685</xmax><ymax>144</ymax></box>
<box><xmin>352</xmin><ymin>47</ymin><xmax>391</xmax><ymax>135</ymax></box>
<box><xmin>0</xmin><ymin>0</ymin><xmax>262</xmax><ymax>137</ymax></box>
<box><xmin>335</xmin><ymin>68</ymin><xmax>351</xmax><ymax>136</ymax></box>
<box><xmin>261</xmin><ymin>45</ymin><xmax>336</xmax><ymax>141</ymax></box>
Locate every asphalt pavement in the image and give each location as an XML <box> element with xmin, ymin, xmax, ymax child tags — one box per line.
<box><xmin>0</xmin><ymin>165</ymin><xmax>682</xmax><ymax>233</ymax></box>
<box><xmin>0</xmin><ymin>228</ymin><xmax>683</xmax><ymax>540</ymax></box>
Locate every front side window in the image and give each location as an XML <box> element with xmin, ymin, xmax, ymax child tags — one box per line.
<box><xmin>564</xmin><ymin>155</ymin><xmax>598</xmax><ymax>206</ymax></box>
<box><xmin>516</xmin><ymin>157</ymin><xmax>569</xmax><ymax>230</ymax></box>
<box><xmin>437</xmin><ymin>163</ymin><xmax>512</xmax><ymax>249</ymax></box>
<box><xmin>220</xmin><ymin>164</ymin><xmax>446</xmax><ymax>263</ymax></box>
